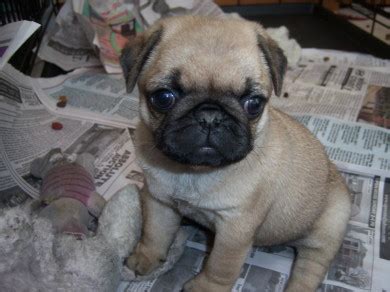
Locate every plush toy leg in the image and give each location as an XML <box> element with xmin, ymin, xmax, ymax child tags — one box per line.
<box><xmin>75</xmin><ymin>153</ymin><xmax>95</xmax><ymax>176</ymax></box>
<box><xmin>30</xmin><ymin>148</ymin><xmax>63</xmax><ymax>178</ymax></box>
<box><xmin>39</xmin><ymin>198</ymin><xmax>92</xmax><ymax>238</ymax></box>
<box><xmin>87</xmin><ymin>192</ymin><xmax>107</xmax><ymax>217</ymax></box>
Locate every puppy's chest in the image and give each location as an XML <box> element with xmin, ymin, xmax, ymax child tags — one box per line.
<box><xmin>146</xmin><ymin>169</ymin><xmax>220</xmax><ymax>225</ymax></box>
<box><xmin>173</xmin><ymin>198</ymin><xmax>217</xmax><ymax>227</ymax></box>
<box><xmin>148</xmin><ymin>171</ymin><xmax>199</xmax><ymax>201</ymax></box>
<box><xmin>147</xmin><ymin>167</ymin><xmax>213</xmax><ymax>201</ymax></box>
<box><xmin>155</xmin><ymin>182</ymin><xmax>218</xmax><ymax>228</ymax></box>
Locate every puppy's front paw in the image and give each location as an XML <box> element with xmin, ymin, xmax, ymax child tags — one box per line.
<box><xmin>126</xmin><ymin>243</ymin><xmax>164</xmax><ymax>275</ymax></box>
<box><xmin>183</xmin><ymin>273</ymin><xmax>233</xmax><ymax>292</ymax></box>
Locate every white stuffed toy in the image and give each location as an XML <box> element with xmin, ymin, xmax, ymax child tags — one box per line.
<box><xmin>0</xmin><ymin>184</ymin><xmax>140</xmax><ymax>291</ymax></box>
<box><xmin>0</xmin><ymin>151</ymin><xmax>187</xmax><ymax>292</ymax></box>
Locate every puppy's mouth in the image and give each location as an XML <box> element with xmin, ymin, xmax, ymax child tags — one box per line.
<box><xmin>190</xmin><ymin>145</ymin><xmax>224</xmax><ymax>166</ymax></box>
<box><xmin>155</xmin><ymin>102</ymin><xmax>252</xmax><ymax>167</ymax></box>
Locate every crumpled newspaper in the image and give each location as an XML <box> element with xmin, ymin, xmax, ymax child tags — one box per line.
<box><xmin>39</xmin><ymin>0</ymin><xmax>225</xmax><ymax>73</ymax></box>
<box><xmin>39</xmin><ymin>0</ymin><xmax>301</xmax><ymax>73</ymax></box>
<box><xmin>73</xmin><ymin>0</ymin><xmax>145</xmax><ymax>73</ymax></box>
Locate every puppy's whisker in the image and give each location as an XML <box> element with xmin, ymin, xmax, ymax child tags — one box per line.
<box><xmin>132</xmin><ymin>143</ymin><xmax>156</xmax><ymax>149</ymax></box>
<box><xmin>222</xmin><ymin>124</ymin><xmax>242</xmax><ymax>139</ymax></box>
<box><xmin>247</xmin><ymin>151</ymin><xmax>259</xmax><ymax>169</ymax></box>
<box><xmin>251</xmin><ymin>148</ymin><xmax>265</xmax><ymax>166</ymax></box>
<box><xmin>132</xmin><ymin>142</ymin><xmax>159</xmax><ymax>164</ymax></box>
<box><xmin>163</xmin><ymin>123</ymin><xmax>197</xmax><ymax>136</ymax></box>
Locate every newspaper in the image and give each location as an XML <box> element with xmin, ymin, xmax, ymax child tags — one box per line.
<box><xmin>34</xmin><ymin>68</ymin><xmax>139</xmax><ymax>128</ymax></box>
<box><xmin>272</xmin><ymin>49</ymin><xmax>390</xmax><ymax>126</ymax></box>
<box><xmin>38</xmin><ymin>0</ymin><xmax>101</xmax><ymax>71</ymax></box>
<box><xmin>0</xmin><ymin>21</ymin><xmax>40</xmax><ymax>70</ymax></box>
<box><xmin>38</xmin><ymin>34</ymin><xmax>102</xmax><ymax>71</ymax></box>
<box><xmin>77</xmin><ymin>0</ymin><xmax>223</xmax><ymax>73</ymax></box>
<box><xmin>271</xmin><ymin>80</ymin><xmax>366</xmax><ymax>121</ymax></box>
<box><xmin>38</xmin><ymin>0</ymin><xmax>223</xmax><ymax>73</ymax></box>
<box><xmin>299</xmin><ymin>49</ymin><xmax>390</xmax><ymax>71</ymax></box>
<box><xmin>0</xmin><ymin>64</ymin><xmax>142</xmax><ymax>201</ymax></box>
<box><xmin>294</xmin><ymin>115</ymin><xmax>390</xmax><ymax>177</ymax></box>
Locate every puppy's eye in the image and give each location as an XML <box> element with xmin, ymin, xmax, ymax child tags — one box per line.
<box><xmin>242</xmin><ymin>96</ymin><xmax>265</xmax><ymax>118</ymax></box>
<box><xmin>150</xmin><ymin>89</ymin><xmax>177</xmax><ymax>111</ymax></box>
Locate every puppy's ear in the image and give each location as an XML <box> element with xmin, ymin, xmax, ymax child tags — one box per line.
<box><xmin>120</xmin><ymin>27</ymin><xmax>163</xmax><ymax>92</ymax></box>
<box><xmin>257</xmin><ymin>34</ymin><xmax>287</xmax><ymax>97</ymax></box>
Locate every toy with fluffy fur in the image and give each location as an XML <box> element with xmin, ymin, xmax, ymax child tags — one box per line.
<box><xmin>0</xmin><ymin>150</ymin><xmax>188</xmax><ymax>291</ymax></box>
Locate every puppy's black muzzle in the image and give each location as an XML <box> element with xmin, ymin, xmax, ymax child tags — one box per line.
<box><xmin>194</xmin><ymin>103</ymin><xmax>224</xmax><ymax>130</ymax></box>
<box><xmin>155</xmin><ymin>101</ymin><xmax>252</xmax><ymax>167</ymax></box>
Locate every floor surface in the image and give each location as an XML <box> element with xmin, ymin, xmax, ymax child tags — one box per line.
<box><xmin>248</xmin><ymin>14</ymin><xmax>365</xmax><ymax>52</ymax></box>
<box><xmin>225</xmin><ymin>5</ymin><xmax>389</xmax><ymax>59</ymax></box>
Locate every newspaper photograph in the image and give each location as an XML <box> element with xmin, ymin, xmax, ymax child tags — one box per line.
<box><xmin>380</xmin><ymin>178</ymin><xmax>390</xmax><ymax>261</ymax></box>
<box><xmin>342</xmin><ymin>173</ymin><xmax>380</xmax><ymax>227</ymax></box>
<box><xmin>370</xmin><ymin>177</ymin><xmax>390</xmax><ymax>291</ymax></box>
<box><xmin>320</xmin><ymin>171</ymin><xmax>390</xmax><ymax>292</ymax></box>
<box><xmin>236</xmin><ymin>264</ymin><xmax>288</xmax><ymax>292</ymax></box>
<box><xmin>358</xmin><ymin>85</ymin><xmax>389</xmax><ymax>129</ymax></box>
<box><xmin>325</xmin><ymin>224</ymin><xmax>375</xmax><ymax>290</ymax></box>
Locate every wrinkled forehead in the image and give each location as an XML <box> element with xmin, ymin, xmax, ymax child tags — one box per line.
<box><xmin>141</xmin><ymin>20</ymin><xmax>270</xmax><ymax>96</ymax></box>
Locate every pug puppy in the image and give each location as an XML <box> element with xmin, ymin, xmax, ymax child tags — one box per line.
<box><xmin>120</xmin><ymin>15</ymin><xmax>351</xmax><ymax>292</ymax></box>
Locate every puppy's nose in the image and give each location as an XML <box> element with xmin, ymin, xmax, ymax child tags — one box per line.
<box><xmin>194</xmin><ymin>103</ymin><xmax>223</xmax><ymax>129</ymax></box>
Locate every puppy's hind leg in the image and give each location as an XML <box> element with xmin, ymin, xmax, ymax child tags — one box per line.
<box><xmin>285</xmin><ymin>180</ymin><xmax>351</xmax><ymax>292</ymax></box>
